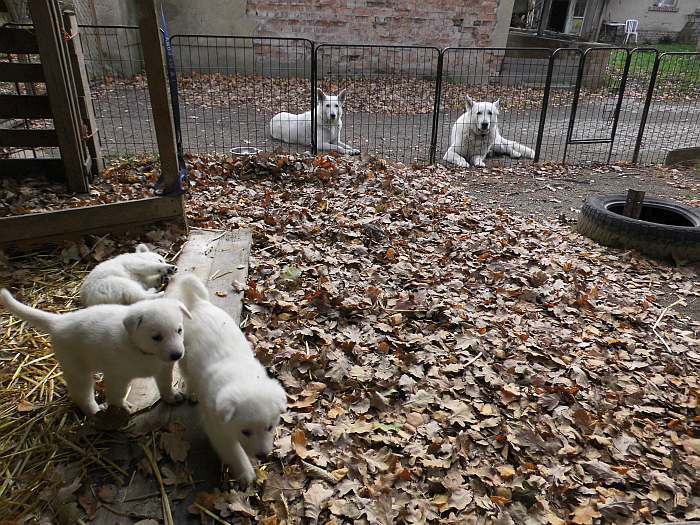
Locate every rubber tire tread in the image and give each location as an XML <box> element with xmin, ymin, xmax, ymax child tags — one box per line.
<box><xmin>576</xmin><ymin>194</ymin><xmax>700</xmax><ymax>262</ymax></box>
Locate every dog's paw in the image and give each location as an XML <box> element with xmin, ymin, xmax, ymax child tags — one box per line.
<box><xmin>511</xmin><ymin>151</ymin><xmax>522</xmax><ymax>159</ymax></box>
<box><xmin>238</xmin><ymin>466</ymin><xmax>257</xmax><ymax>487</ymax></box>
<box><xmin>349</xmin><ymin>148</ymin><xmax>360</xmax><ymax>156</ymax></box>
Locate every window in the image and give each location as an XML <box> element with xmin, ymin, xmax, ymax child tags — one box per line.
<box><xmin>654</xmin><ymin>0</ymin><xmax>677</xmax><ymax>6</ymax></box>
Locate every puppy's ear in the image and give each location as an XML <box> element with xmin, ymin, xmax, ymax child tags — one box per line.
<box><xmin>178</xmin><ymin>302</ymin><xmax>192</xmax><ymax>320</ymax></box>
<box><xmin>493</xmin><ymin>99</ymin><xmax>500</xmax><ymax>110</ymax></box>
<box><xmin>316</xmin><ymin>88</ymin><xmax>326</xmax><ymax>102</ymax></box>
<box><xmin>215</xmin><ymin>387</ymin><xmax>237</xmax><ymax>423</ymax></box>
<box><xmin>337</xmin><ymin>89</ymin><xmax>347</xmax><ymax>104</ymax></box>
<box><xmin>123</xmin><ymin>313</ymin><xmax>143</xmax><ymax>335</ymax></box>
<box><xmin>135</xmin><ymin>244</ymin><xmax>150</xmax><ymax>253</ymax></box>
<box><xmin>465</xmin><ymin>95</ymin><xmax>474</xmax><ymax>110</ymax></box>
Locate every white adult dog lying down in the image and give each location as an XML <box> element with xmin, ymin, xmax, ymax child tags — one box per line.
<box><xmin>80</xmin><ymin>244</ymin><xmax>177</xmax><ymax>306</ymax></box>
<box><xmin>269</xmin><ymin>88</ymin><xmax>360</xmax><ymax>155</ymax></box>
<box><xmin>167</xmin><ymin>274</ymin><xmax>287</xmax><ymax>486</ymax></box>
<box><xmin>443</xmin><ymin>95</ymin><xmax>535</xmax><ymax>168</ymax></box>
<box><xmin>0</xmin><ymin>289</ymin><xmax>190</xmax><ymax>416</ymax></box>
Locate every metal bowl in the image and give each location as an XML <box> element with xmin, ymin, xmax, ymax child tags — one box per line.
<box><xmin>229</xmin><ymin>146</ymin><xmax>262</xmax><ymax>156</ymax></box>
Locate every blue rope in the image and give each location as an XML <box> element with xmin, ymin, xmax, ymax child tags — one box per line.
<box><xmin>157</xmin><ymin>1</ymin><xmax>187</xmax><ymax>197</ymax></box>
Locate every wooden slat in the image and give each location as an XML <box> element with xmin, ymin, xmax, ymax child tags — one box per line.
<box><xmin>0</xmin><ymin>95</ymin><xmax>52</xmax><ymax>119</ymax></box>
<box><xmin>64</xmin><ymin>11</ymin><xmax>102</xmax><ymax>177</ymax></box>
<box><xmin>0</xmin><ymin>129</ymin><xmax>58</xmax><ymax>147</ymax></box>
<box><xmin>0</xmin><ymin>27</ymin><xmax>39</xmax><ymax>54</ymax></box>
<box><xmin>137</xmin><ymin>0</ymin><xmax>181</xmax><ymax>192</ymax></box>
<box><xmin>0</xmin><ymin>158</ymin><xmax>64</xmax><ymax>179</ymax></box>
<box><xmin>0</xmin><ymin>62</ymin><xmax>45</xmax><ymax>82</ymax></box>
<box><xmin>30</xmin><ymin>0</ymin><xmax>90</xmax><ymax>193</ymax></box>
<box><xmin>0</xmin><ymin>196</ymin><xmax>186</xmax><ymax>246</ymax></box>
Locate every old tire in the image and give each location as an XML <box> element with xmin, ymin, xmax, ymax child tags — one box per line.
<box><xmin>577</xmin><ymin>194</ymin><xmax>700</xmax><ymax>262</ymax></box>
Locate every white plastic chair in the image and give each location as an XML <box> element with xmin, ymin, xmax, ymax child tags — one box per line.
<box><xmin>623</xmin><ymin>19</ymin><xmax>639</xmax><ymax>45</ymax></box>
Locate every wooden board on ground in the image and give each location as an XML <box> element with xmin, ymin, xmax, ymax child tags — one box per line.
<box><xmin>125</xmin><ymin>228</ymin><xmax>252</xmax><ymax>412</ymax></box>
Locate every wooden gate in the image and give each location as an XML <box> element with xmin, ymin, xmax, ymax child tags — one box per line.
<box><xmin>0</xmin><ymin>0</ymin><xmax>100</xmax><ymax>192</ymax></box>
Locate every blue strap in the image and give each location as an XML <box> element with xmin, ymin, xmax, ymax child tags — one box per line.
<box><xmin>157</xmin><ymin>1</ymin><xmax>187</xmax><ymax>196</ymax></box>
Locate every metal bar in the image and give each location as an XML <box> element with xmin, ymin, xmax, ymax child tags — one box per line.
<box><xmin>568</xmin><ymin>138</ymin><xmax>613</xmax><ymax>145</ymax></box>
<box><xmin>534</xmin><ymin>48</ymin><xmax>558</xmax><ymax>162</ymax></box>
<box><xmin>606</xmin><ymin>48</ymin><xmax>632</xmax><ymax>163</ymax></box>
<box><xmin>428</xmin><ymin>50</ymin><xmax>444</xmax><ymax>164</ymax></box>
<box><xmin>632</xmin><ymin>53</ymin><xmax>661</xmax><ymax>164</ymax></box>
<box><xmin>562</xmin><ymin>49</ymin><xmax>587</xmax><ymax>164</ymax></box>
<box><xmin>311</xmin><ymin>42</ymin><xmax>317</xmax><ymax>155</ymax></box>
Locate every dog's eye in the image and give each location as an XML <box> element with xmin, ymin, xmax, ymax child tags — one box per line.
<box><xmin>266</xmin><ymin>425</ymin><xmax>273</xmax><ymax>432</ymax></box>
<box><xmin>242</xmin><ymin>430</ymin><xmax>252</xmax><ymax>437</ymax></box>
<box><xmin>152</xmin><ymin>334</ymin><xmax>163</xmax><ymax>342</ymax></box>
<box><xmin>488</xmin><ymin>111</ymin><xmax>492</xmax><ymax>116</ymax></box>
<box><xmin>325</xmin><ymin>104</ymin><xmax>330</xmax><ymax>107</ymax></box>
<box><xmin>177</xmin><ymin>327</ymin><xmax>183</xmax><ymax>335</ymax></box>
<box><xmin>477</xmin><ymin>111</ymin><xmax>482</xmax><ymax>115</ymax></box>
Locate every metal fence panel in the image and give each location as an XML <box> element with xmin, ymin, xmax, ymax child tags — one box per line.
<box><xmin>171</xmin><ymin>35</ymin><xmax>314</xmax><ymax>156</ymax></box>
<box><xmin>314</xmin><ymin>44</ymin><xmax>441</xmax><ymax>164</ymax></box>
<box><xmin>436</xmin><ymin>47</ymin><xmax>551</xmax><ymax>167</ymax></box>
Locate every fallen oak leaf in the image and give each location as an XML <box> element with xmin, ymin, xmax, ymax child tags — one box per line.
<box><xmin>303</xmin><ymin>482</ymin><xmax>334</xmax><ymax>524</ymax></box>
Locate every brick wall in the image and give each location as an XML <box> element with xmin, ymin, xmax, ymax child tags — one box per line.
<box><xmin>246</xmin><ymin>0</ymin><xmax>509</xmax><ymax>49</ymax></box>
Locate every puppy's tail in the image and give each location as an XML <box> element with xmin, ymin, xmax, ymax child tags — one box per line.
<box><xmin>169</xmin><ymin>274</ymin><xmax>209</xmax><ymax>310</ymax></box>
<box><xmin>0</xmin><ymin>289</ymin><xmax>58</xmax><ymax>333</ymax></box>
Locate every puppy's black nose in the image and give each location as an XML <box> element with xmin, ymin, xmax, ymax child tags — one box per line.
<box><xmin>481</xmin><ymin>123</ymin><xmax>489</xmax><ymax>129</ymax></box>
<box><xmin>170</xmin><ymin>352</ymin><xmax>182</xmax><ymax>361</ymax></box>
<box><xmin>330</xmin><ymin>113</ymin><xmax>337</xmax><ymax>119</ymax></box>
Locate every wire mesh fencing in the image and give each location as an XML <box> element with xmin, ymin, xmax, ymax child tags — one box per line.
<box><xmin>170</xmin><ymin>35</ymin><xmax>314</xmax><ymax>157</ymax></box>
<box><xmin>435</xmin><ymin>47</ymin><xmax>551</xmax><ymax>167</ymax></box>
<box><xmin>4</xmin><ymin>21</ymin><xmax>699</xmax><ymax>169</ymax></box>
<box><xmin>78</xmin><ymin>25</ymin><xmax>157</xmax><ymax>163</ymax></box>
<box><xmin>314</xmin><ymin>44</ymin><xmax>441</xmax><ymax>164</ymax></box>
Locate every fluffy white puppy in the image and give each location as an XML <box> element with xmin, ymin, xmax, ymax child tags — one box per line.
<box><xmin>167</xmin><ymin>274</ymin><xmax>287</xmax><ymax>485</ymax></box>
<box><xmin>0</xmin><ymin>289</ymin><xmax>190</xmax><ymax>416</ymax></box>
<box><xmin>80</xmin><ymin>244</ymin><xmax>177</xmax><ymax>306</ymax></box>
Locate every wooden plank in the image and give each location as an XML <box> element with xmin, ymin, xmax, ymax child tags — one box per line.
<box><xmin>0</xmin><ymin>95</ymin><xmax>52</xmax><ymax>119</ymax></box>
<box><xmin>126</xmin><ymin>228</ymin><xmax>251</xmax><ymax>412</ymax></box>
<box><xmin>136</xmin><ymin>0</ymin><xmax>181</xmax><ymax>192</ymax></box>
<box><xmin>0</xmin><ymin>62</ymin><xmax>45</xmax><ymax>82</ymax></box>
<box><xmin>622</xmin><ymin>189</ymin><xmax>645</xmax><ymax>220</ymax></box>
<box><xmin>0</xmin><ymin>196</ymin><xmax>185</xmax><ymax>246</ymax></box>
<box><xmin>64</xmin><ymin>11</ymin><xmax>102</xmax><ymax>177</ymax></box>
<box><xmin>0</xmin><ymin>129</ymin><xmax>59</xmax><ymax>147</ymax></box>
<box><xmin>0</xmin><ymin>27</ymin><xmax>39</xmax><ymax>53</ymax></box>
<box><xmin>0</xmin><ymin>158</ymin><xmax>64</xmax><ymax>179</ymax></box>
<box><xmin>30</xmin><ymin>0</ymin><xmax>90</xmax><ymax>193</ymax></box>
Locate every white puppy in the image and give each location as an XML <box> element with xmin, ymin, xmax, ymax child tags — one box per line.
<box><xmin>443</xmin><ymin>95</ymin><xmax>535</xmax><ymax>168</ymax></box>
<box><xmin>167</xmin><ymin>274</ymin><xmax>287</xmax><ymax>485</ymax></box>
<box><xmin>270</xmin><ymin>88</ymin><xmax>360</xmax><ymax>155</ymax></box>
<box><xmin>80</xmin><ymin>244</ymin><xmax>177</xmax><ymax>306</ymax></box>
<box><xmin>0</xmin><ymin>289</ymin><xmax>190</xmax><ymax>416</ymax></box>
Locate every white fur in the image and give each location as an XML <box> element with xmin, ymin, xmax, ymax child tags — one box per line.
<box><xmin>0</xmin><ymin>289</ymin><xmax>191</xmax><ymax>416</ymax></box>
<box><xmin>167</xmin><ymin>274</ymin><xmax>287</xmax><ymax>486</ymax></box>
<box><xmin>270</xmin><ymin>89</ymin><xmax>360</xmax><ymax>155</ymax></box>
<box><xmin>443</xmin><ymin>95</ymin><xmax>535</xmax><ymax>168</ymax></box>
<box><xmin>80</xmin><ymin>244</ymin><xmax>177</xmax><ymax>306</ymax></box>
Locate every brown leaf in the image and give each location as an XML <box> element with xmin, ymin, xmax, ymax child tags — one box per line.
<box><xmin>303</xmin><ymin>482</ymin><xmax>334</xmax><ymax>522</ymax></box>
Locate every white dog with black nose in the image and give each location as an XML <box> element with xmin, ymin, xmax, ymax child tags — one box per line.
<box><xmin>443</xmin><ymin>95</ymin><xmax>535</xmax><ymax>168</ymax></box>
<box><xmin>80</xmin><ymin>244</ymin><xmax>177</xmax><ymax>306</ymax></box>
<box><xmin>270</xmin><ymin>88</ymin><xmax>360</xmax><ymax>155</ymax></box>
<box><xmin>167</xmin><ymin>274</ymin><xmax>287</xmax><ymax>486</ymax></box>
<box><xmin>0</xmin><ymin>289</ymin><xmax>190</xmax><ymax>416</ymax></box>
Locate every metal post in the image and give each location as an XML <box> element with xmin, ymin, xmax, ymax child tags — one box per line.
<box><xmin>428</xmin><ymin>49</ymin><xmax>444</xmax><ymax>164</ymax></box>
<box><xmin>606</xmin><ymin>48</ymin><xmax>632</xmax><ymax>163</ymax></box>
<box><xmin>562</xmin><ymin>49</ymin><xmax>586</xmax><ymax>164</ymax></box>
<box><xmin>534</xmin><ymin>49</ymin><xmax>556</xmax><ymax>162</ymax></box>
<box><xmin>632</xmin><ymin>53</ymin><xmax>661</xmax><ymax>164</ymax></box>
<box><xmin>311</xmin><ymin>43</ymin><xmax>317</xmax><ymax>155</ymax></box>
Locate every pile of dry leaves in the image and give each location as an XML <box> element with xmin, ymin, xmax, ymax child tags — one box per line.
<box><xmin>1</xmin><ymin>153</ymin><xmax>699</xmax><ymax>524</ymax></box>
